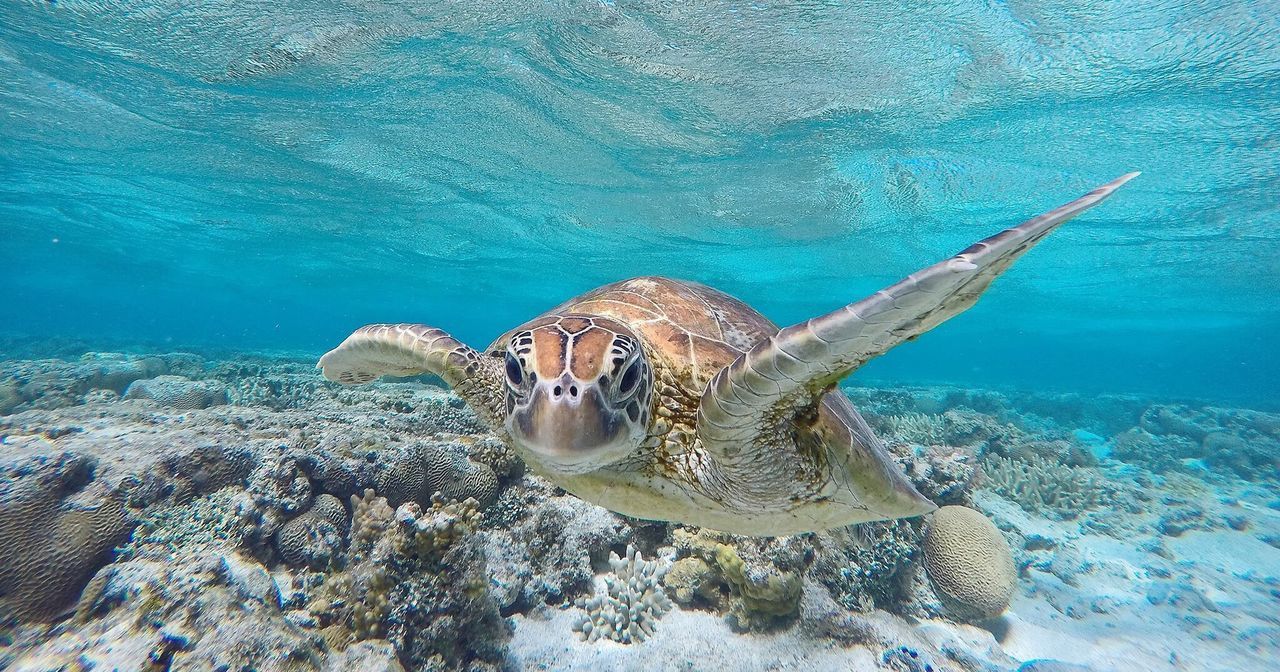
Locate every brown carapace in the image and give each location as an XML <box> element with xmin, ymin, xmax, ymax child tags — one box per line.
<box><xmin>319</xmin><ymin>173</ymin><xmax>1137</xmax><ymax>535</ymax></box>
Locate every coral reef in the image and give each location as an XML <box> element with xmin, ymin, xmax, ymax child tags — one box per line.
<box><xmin>921</xmin><ymin>506</ymin><xmax>1016</xmax><ymax>621</ymax></box>
<box><xmin>119</xmin><ymin>487</ymin><xmax>248</xmax><ymax>561</ymax></box>
<box><xmin>574</xmin><ymin>544</ymin><xmax>673</xmax><ymax>643</ymax></box>
<box><xmin>375</xmin><ymin>445</ymin><xmax>428</xmax><ymax>507</ymax></box>
<box><xmin>221</xmin><ymin>363</ymin><xmax>322</xmax><ymax>410</ymax></box>
<box><xmin>2</xmin><ymin>345</ymin><xmax>1277</xmax><ymax>671</ymax></box>
<box><xmin>0</xmin><ymin>352</ymin><xmax>206</xmax><ymax>413</ymax></box>
<box><xmin>484</xmin><ymin>485</ymin><xmax>633</xmax><ymax>610</ymax></box>
<box><xmin>9</xmin><ymin>552</ymin><xmax>403</xmax><ymax>672</ymax></box>
<box><xmin>1109</xmin><ymin>404</ymin><xmax>1280</xmax><ymax>480</ymax></box>
<box><xmin>160</xmin><ymin>442</ymin><xmax>255</xmax><ymax>503</ymax></box>
<box><xmin>468</xmin><ymin>435</ymin><xmax>524</xmax><ymax>480</ymax></box>
<box><xmin>306</xmin><ymin>489</ymin><xmax>507</xmax><ymax>670</ymax></box>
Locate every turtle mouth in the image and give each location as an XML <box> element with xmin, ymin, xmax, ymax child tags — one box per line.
<box><xmin>507</xmin><ymin>379</ymin><xmax>637</xmax><ymax>473</ymax></box>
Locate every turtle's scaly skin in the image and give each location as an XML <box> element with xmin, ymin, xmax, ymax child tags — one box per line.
<box><xmin>485</xmin><ymin>278</ymin><xmax>929</xmax><ymax>534</ymax></box>
<box><xmin>319</xmin><ymin>173</ymin><xmax>1139</xmax><ymax>536</ymax></box>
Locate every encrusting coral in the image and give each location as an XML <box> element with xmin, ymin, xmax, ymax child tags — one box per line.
<box><xmin>668</xmin><ymin>528</ymin><xmax>804</xmax><ymax>631</ymax></box>
<box><xmin>810</xmin><ymin>519</ymin><xmax>923</xmax><ymax>613</ymax></box>
<box><xmin>574</xmin><ymin>544</ymin><xmax>673</xmax><ymax>644</ymax></box>
<box><xmin>921</xmin><ymin>506</ymin><xmax>1016</xmax><ymax>621</ymax></box>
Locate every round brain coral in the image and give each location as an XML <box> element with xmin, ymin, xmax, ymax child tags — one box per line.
<box><xmin>0</xmin><ymin>487</ymin><xmax>132</xmax><ymax>622</ymax></box>
<box><xmin>374</xmin><ymin>450</ymin><xmax>426</xmax><ymax>507</ymax></box>
<box><xmin>922</xmin><ymin>505</ymin><xmax>1016</xmax><ymax>620</ymax></box>
<box><xmin>310</xmin><ymin>493</ymin><xmax>349</xmax><ymax>534</ymax></box>
<box><xmin>444</xmin><ymin>461</ymin><xmax>499</xmax><ymax>509</ymax></box>
<box><xmin>123</xmin><ymin>376</ymin><xmax>227</xmax><ymax>409</ymax></box>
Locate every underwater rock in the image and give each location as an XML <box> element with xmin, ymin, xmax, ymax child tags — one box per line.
<box><xmin>212</xmin><ymin>357</ymin><xmax>342</xmax><ymax>411</ymax></box>
<box><xmin>0</xmin><ymin>378</ymin><xmax>23</xmax><ymax>415</ymax></box>
<box><xmin>893</xmin><ymin>443</ymin><xmax>978</xmax><ymax>506</ymax></box>
<box><xmin>921</xmin><ymin>506</ymin><xmax>1016</xmax><ymax>621</ymax></box>
<box><xmin>794</xmin><ymin>581</ymin><xmax>881</xmax><ymax>646</ymax></box>
<box><xmin>468</xmin><ymin>435</ymin><xmax>525</xmax><ymax>481</ymax></box>
<box><xmin>235</xmin><ymin>453</ymin><xmax>318</xmax><ymax>554</ymax></box>
<box><xmin>574</xmin><ymin>544</ymin><xmax>673</xmax><ymax>643</ymax></box>
<box><xmin>123</xmin><ymin>375</ymin><xmax>228</xmax><ymax>409</ymax></box>
<box><xmin>1202</xmin><ymin>430</ymin><xmax>1279</xmax><ymax>481</ymax></box>
<box><xmin>1110</xmin><ymin>427</ymin><xmax>1190</xmax><ymax>473</ymax></box>
<box><xmin>1124</xmin><ymin>404</ymin><xmax>1280</xmax><ymax>480</ymax></box>
<box><xmin>8</xmin><ymin>553</ymin><xmax>347</xmax><ymax>671</ymax></box>
<box><xmin>161</xmin><ymin>442</ymin><xmax>255</xmax><ymax>503</ymax></box>
<box><xmin>294</xmin><ymin>447</ymin><xmax>370</xmax><ymax>501</ymax></box>
<box><xmin>0</xmin><ymin>355</ymin><xmax>153</xmax><ymax>412</ymax></box>
<box><xmin>77</xmin><ymin>353</ymin><xmax>170</xmax><ymax>393</ymax></box>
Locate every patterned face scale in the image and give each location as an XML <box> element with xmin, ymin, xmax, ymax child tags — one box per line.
<box><xmin>502</xmin><ymin>314</ymin><xmax>652</xmax><ymax>472</ymax></box>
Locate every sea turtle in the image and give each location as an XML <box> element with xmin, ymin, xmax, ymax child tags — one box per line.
<box><xmin>320</xmin><ymin>173</ymin><xmax>1136</xmax><ymax>535</ymax></box>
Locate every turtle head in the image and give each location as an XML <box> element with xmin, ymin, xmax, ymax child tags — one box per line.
<box><xmin>501</xmin><ymin>314</ymin><xmax>653</xmax><ymax>474</ymax></box>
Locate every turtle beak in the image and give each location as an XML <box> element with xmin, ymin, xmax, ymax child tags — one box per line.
<box><xmin>509</xmin><ymin>373</ymin><xmax>635</xmax><ymax>473</ymax></box>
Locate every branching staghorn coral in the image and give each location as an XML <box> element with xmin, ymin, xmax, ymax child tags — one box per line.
<box><xmin>574</xmin><ymin>545</ymin><xmax>673</xmax><ymax>644</ymax></box>
<box><xmin>981</xmin><ymin>454</ymin><xmax>1107</xmax><ymax>518</ymax></box>
<box><xmin>884</xmin><ymin>412</ymin><xmax>949</xmax><ymax>446</ymax></box>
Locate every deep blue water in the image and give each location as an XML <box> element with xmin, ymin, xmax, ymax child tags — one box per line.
<box><xmin>2</xmin><ymin>1</ymin><xmax>1277</xmax><ymax>406</ymax></box>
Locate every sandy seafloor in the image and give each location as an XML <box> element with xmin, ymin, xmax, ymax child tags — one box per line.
<box><xmin>0</xmin><ymin>342</ymin><xmax>1276</xmax><ymax>672</ymax></box>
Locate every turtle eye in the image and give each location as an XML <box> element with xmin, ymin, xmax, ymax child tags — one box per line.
<box><xmin>618</xmin><ymin>359</ymin><xmax>641</xmax><ymax>398</ymax></box>
<box><xmin>505</xmin><ymin>352</ymin><xmax>524</xmax><ymax>388</ymax></box>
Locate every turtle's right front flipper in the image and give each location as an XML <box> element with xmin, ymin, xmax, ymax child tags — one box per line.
<box><xmin>698</xmin><ymin>173</ymin><xmax>1139</xmax><ymax>462</ymax></box>
<box><xmin>319</xmin><ymin>323</ymin><xmax>506</xmax><ymax>431</ymax></box>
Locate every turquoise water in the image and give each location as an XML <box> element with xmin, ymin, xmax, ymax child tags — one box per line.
<box><xmin>3</xmin><ymin>1</ymin><xmax>1278</xmax><ymax>405</ymax></box>
<box><xmin>3</xmin><ymin>5</ymin><xmax>1280</xmax><ymax>670</ymax></box>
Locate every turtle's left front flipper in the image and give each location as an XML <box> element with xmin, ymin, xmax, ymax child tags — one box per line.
<box><xmin>697</xmin><ymin>173</ymin><xmax>1139</xmax><ymax>458</ymax></box>
<box><xmin>318</xmin><ymin>323</ymin><xmax>506</xmax><ymax>431</ymax></box>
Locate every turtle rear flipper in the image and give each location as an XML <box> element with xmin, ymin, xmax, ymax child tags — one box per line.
<box><xmin>697</xmin><ymin>172</ymin><xmax>1139</xmax><ymax>462</ymax></box>
<box><xmin>318</xmin><ymin>323</ymin><xmax>506</xmax><ymax>430</ymax></box>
